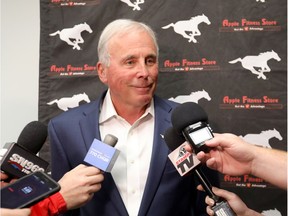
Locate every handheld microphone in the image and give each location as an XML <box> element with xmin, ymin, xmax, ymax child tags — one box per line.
<box><xmin>169</xmin><ymin>102</ymin><xmax>236</xmax><ymax>216</ymax></box>
<box><xmin>164</xmin><ymin>127</ymin><xmax>219</xmax><ymax>201</ymax></box>
<box><xmin>84</xmin><ymin>134</ymin><xmax>120</xmax><ymax>172</ymax></box>
<box><xmin>0</xmin><ymin>121</ymin><xmax>49</xmax><ymax>178</ymax></box>
<box><xmin>171</xmin><ymin>102</ymin><xmax>213</xmax><ymax>154</ymax></box>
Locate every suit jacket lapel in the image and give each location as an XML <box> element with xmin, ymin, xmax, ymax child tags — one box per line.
<box><xmin>79</xmin><ymin>92</ymin><xmax>128</xmax><ymax>215</ymax></box>
<box><xmin>138</xmin><ymin>96</ymin><xmax>173</xmax><ymax>216</ymax></box>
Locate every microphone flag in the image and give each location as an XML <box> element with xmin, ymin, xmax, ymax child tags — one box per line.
<box><xmin>84</xmin><ymin>138</ymin><xmax>120</xmax><ymax>172</ymax></box>
<box><xmin>168</xmin><ymin>143</ymin><xmax>201</xmax><ymax>176</ymax></box>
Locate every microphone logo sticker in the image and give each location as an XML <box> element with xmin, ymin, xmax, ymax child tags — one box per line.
<box><xmin>168</xmin><ymin>144</ymin><xmax>201</xmax><ymax>176</ymax></box>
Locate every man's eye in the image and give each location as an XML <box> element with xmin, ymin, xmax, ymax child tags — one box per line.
<box><xmin>125</xmin><ymin>60</ymin><xmax>135</xmax><ymax>65</ymax></box>
<box><xmin>146</xmin><ymin>58</ymin><xmax>156</xmax><ymax>65</ymax></box>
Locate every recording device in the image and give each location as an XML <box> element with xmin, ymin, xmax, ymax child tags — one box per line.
<box><xmin>164</xmin><ymin>127</ymin><xmax>220</xmax><ymax>201</ymax></box>
<box><xmin>1</xmin><ymin>171</ymin><xmax>60</xmax><ymax>209</ymax></box>
<box><xmin>0</xmin><ymin>121</ymin><xmax>49</xmax><ymax>178</ymax></box>
<box><xmin>84</xmin><ymin>134</ymin><xmax>120</xmax><ymax>172</ymax></box>
<box><xmin>168</xmin><ymin>102</ymin><xmax>236</xmax><ymax>216</ymax></box>
<box><xmin>171</xmin><ymin>102</ymin><xmax>213</xmax><ymax>153</ymax></box>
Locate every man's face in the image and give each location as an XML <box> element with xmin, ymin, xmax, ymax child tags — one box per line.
<box><xmin>98</xmin><ymin>30</ymin><xmax>158</xmax><ymax>109</ymax></box>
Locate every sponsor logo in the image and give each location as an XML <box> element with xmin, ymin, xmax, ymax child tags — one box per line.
<box><xmin>220</xmin><ymin>95</ymin><xmax>283</xmax><ymax>110</ymax></box>
<box><xmin>50</xmin><ymin>0</ymin><xmax>100</xmax><ymax>6</ymax></box>
<box><xmin>49</xmin><ymin>64</ymin><xmax>97</xmax><ymax>76</ymax></box>
<box><xmin>220</xmin><ymin>18</ymin><xmax>281</xmax><ymax>32</ymax></box>
<box><xmin>161</xmin><ymin>57</ymin><xmax>220</xmax><ymax>72</ymax></box>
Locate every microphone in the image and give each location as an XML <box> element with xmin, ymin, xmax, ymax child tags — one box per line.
<box><xmin>171</xmin><ymin>102</ymin><xmax>214</xmax><ymax>153</ymax></box>
<box><xmin>164</xmin><ymin>127</ymin><xmax>219</xmax><ymax>201</ymax></box>
<box><xmin>84</xmin><ymin>134</ymin><xmax>120</xmax><ymax>172</ymax></box>
<box><xmin>0</xmin><ymin>121</ymin><xmax>49</xmax><ymax>178</ymax></box>
<box><xmin>169</xmin><ymin>102</ymin><xmax>236</xmax><ymax>216</ymax></box>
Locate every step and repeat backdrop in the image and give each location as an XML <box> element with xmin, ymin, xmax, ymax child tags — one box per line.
<box><xmin>39</xmin><ymin>0</ymin><xmax>287</xmax><ymax>215</ymax></box>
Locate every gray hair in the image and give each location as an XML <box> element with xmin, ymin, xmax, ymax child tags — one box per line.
<box><xmin>97</xmin><ymin>19</ymin><xmax>159</xmax><ymax>66</ymax></box>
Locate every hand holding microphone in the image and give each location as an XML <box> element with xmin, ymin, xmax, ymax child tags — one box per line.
<box><xmin>167</xmin><ymin>102</ymin><xmax>236</xmax><ymax>216</ymax></box>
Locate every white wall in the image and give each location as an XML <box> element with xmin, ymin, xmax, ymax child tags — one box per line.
<box><xmin>1</xmin><ymin>1</ymin><xmax>39</xmax><ymax>146</ymax></box>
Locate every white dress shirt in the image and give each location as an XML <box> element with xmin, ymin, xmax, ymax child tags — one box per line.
<box><xmin>99</xmin><ymin>90</ymin><xmax>154</xmax><ymax>216</ymax></box>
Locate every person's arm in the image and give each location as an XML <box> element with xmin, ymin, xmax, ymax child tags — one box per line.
<box><xmin>0</xmin><ymin>208</ymin><xmax>31</xmax><ymax>216</ymax></box>
<box><xmin>198</xmin><ymin>186</ymin><xmax>262</xmax><ymax>216</ymax></box>
<box><xmin>185</xmin><ymin>133</ymin><xmax>287</xmax><ymax>189</ymax></box>
<box><xmin>251</xmin><ymin>147</ymin><xmax>287</xmax><ymax>190</ymax></box>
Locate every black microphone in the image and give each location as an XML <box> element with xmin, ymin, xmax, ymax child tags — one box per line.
<box><xmin>164</xmin><ymin>127</ymin><xmax>219</xmax><ymax>201</ymax></box>
<box><xmin>0</xmin><ymin>121</ymin><xmax>49</xmax><ymax>178</ymax></box>
<box><xmin>169</xmin><ymin>102</ymin><xmax>236</xmax><ymax>216</ymax></box>
<box><xmin>171</xmin><ymin>102</ymin><xmax>214</xmax><ymax>154</ymax></box>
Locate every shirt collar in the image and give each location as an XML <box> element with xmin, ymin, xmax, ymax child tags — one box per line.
<box><xmin>99</xmin><ymin>89</ymin><xmax>155</xmax><ymax>124</ymax></box>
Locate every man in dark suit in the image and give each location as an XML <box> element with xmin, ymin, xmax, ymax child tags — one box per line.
<box><xmin>48</xmin><ymin>18</ymin><xmax>218</xmax><ymax>216</ymax></box>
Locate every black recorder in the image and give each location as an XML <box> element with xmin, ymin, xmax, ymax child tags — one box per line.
<box><xmin>182</xmin><ymin>121</ymin><xmax>213</xmax><ymax>153</ymax></box>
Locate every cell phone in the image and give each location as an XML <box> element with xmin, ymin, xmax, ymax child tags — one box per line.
<box><xmin>1</xmin><ymin>171</ymin><xmax>60</xmax><ymax>209</ymax></box>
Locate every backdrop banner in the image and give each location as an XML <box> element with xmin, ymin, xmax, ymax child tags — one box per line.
<box><xmin>39</xmin><ymin>0</ymin><xmax>287</xmax><ymax>215</ymax></box>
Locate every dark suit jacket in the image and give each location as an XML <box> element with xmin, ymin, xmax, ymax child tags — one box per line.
<box><xmin>49</xmin><ymin>91</ymin><xmax>217</xmax><ymax>216</ymax></box>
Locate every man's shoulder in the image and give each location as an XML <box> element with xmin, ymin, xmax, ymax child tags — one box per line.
<box><xmin>50</xmin><ymin>100</ymin><xmax>98</xmax><ymax>122</ymax></box>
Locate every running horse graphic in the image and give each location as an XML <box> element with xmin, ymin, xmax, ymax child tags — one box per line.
<box><xmin>239</xmin><ymin>128</ymin><xmax>283</xmax><ymax>148</ymax></box>
<box><xmin>162</xmin><ymin>14</ymin><xmax>211</xmax><ymax>43</ymax></box>
<box><xmin>49</xmin><ymin>22</ymin><xmax>93</xmax><ymax>50</ymax></box>
<box><xmin>169</xmin><ymin>89</ymin><xmax>211</xmax><ymax>104</ymax></box>
<box><xmin>47</xmin><ymin>93</ymin><xmax>91</xmax><ymax>111</ymax></box>
<box><xmin>120</xmin><ymin>0</ymin><xmax>144</xmax><ymax>10</ymax></box>
<box><xmin>229</xmin><ymin>50</ymin><xmax>281</xmax><ymax>80</ymax></box>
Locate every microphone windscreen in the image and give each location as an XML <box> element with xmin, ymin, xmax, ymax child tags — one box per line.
<box><xmin>164</xmin><ymin>127</ymin><xmax>186</xmax><ymax>151</ymax></box>
<box><xmin>103</xmin><ymin>134</ymin><xmax>118</xmax><ymax>147</ymax></box>
<box><xmin>171</xmin><ymin>102</ymin><xmax>208</xmax><ymax>133</ymax></box>
<box><xmin>17</xmin><ymin>121</ymin><xmax>48</xmax><ymax>154</ymax></box>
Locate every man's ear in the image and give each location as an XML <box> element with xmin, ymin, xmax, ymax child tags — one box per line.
<box><xmin>97</xmin><ymin>62</ymin><xmax>108</xmax><ymax>83</ymax></box>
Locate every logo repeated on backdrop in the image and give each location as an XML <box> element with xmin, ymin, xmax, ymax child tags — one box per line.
<box><xmin>161</xmin><ymin>58</ymin><xmax>220</xmax><ymax>72</ymax></box>
<box><xmin>49</xmin><ymin>22</ymin><xmax>93</xmax><ymax>50</ymax></box>
<box><xmin>48</xmin><ymin>22</ymin><xmax>97</xmax><ymax>77</ymax></box>
<box><xmin>220</xmin><ymin>95</ymin><xmax>283</xmax><ymax>110</ymax></box>
<box><xmin>47</xmin><ymin>92</ymin><xmax>90</xmax><ymax>111</ymax></box>
<box><xmin>220</xmin><ymin>17</ymin><xmax>281</xmax><ymax>32</ymax></box>
<box><xmin>229</xmin><ymin>50</ymin><xmax>281</xmax><ymax>80</ymax></box>
<box><xmin>168</xmin><ymin>89</ymin><xmax>211</xmax><ymax>104</ymax></box>
<box><xmin>162</xmin><ymin>14</ymin><xmax>211</xmax><ymax>43</ymax></box>
<box><xmin>120</xmin><ymin>0</ymin><xmax>144</xmax><ymax>11</ymax></box>
<box><xmin>239</xmin><ymin>128</ymin><xmax>283</xmax><ymax>148</ymax></box>
<box><xmin>50</xmin><ymin>0</ymin><xmax>101</xmax><ymax>6</ymax></box>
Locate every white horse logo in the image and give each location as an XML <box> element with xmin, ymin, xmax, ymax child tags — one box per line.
<box><xmin>229</xmin><ymin>50</ymin><xmax>281</xmax><ymax>80</ymax></box>
<box><xmin>120</xmin><ymin>0</ymin><xmax>144</xmax><ymax>10</ymax></box>
<box><xmin>49</xmin><ymin>22</ymin><xmax>93</xmax><ymax>50</ymax></box>
<box><xmin>47</xmin><ymin>93</ymin><xmax>91</xmax><ymax>111</ymax></box>
<box><xmin>239</xmin><ymin>128</ymin><xmax>283</xmax><ymax>148</ymax></box>
<box><xmin>162</xmin><ymin>14</ymin><xmax>211</xmax><ymax>43</ymax></box>
<box><xmin>169</xmin><ymin>90</ymin><xmax>211</xmax><ymax>104</ymax></box>
<box><xmin>261</xmin><ymin>208</ymin><xmax>282</xmax><ymax>216</ymax></box>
